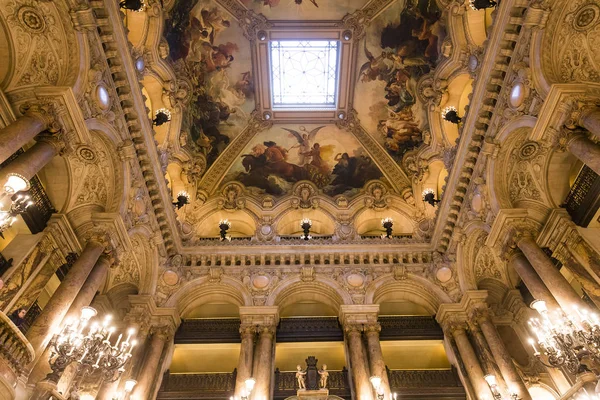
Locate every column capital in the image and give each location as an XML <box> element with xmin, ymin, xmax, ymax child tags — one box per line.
<box><xmin>339</xmin><ymin>304</ymin><xmax>379</xmax><ymax>327</ymax></box>
<box><xmin>363</xmin><ymin>322</ymin><xmax>381</xmax><ymax>337</ymax></box>
<box><xmin>151</xmin><ymin>323</ymin><xmax>177</xmax><ymax>341</ymax></box>
<box><xmin>35</xmin><ymin>131</ymin><xmax>70</xmax><ymax>156</ymax></box>
<box><xmin>257</xmin><ymin>324</ymin><xmax>276</xmax><ymax>338</ymax></box>
<box><xmin>239</xmin><ymin>306</ymin><xmax>279</xmax><ymax>327</ymax></box>
<box><xmin>19</xmin><ymin>101</ymin><xmax>61</xmax><ymax>132</ymax></box>
<box><xmin>239</xmin><ymin>323</ymin><xmax>257</xmax><ymax>338</ymax></box>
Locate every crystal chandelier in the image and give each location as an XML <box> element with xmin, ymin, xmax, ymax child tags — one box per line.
<box><xmin>0</xmin><ymin>194</ymin><xmax>33</xmax><ymax>238</ymax></box>
<box><xmin>47</xmin><ymin>307</ymin><xmax>137</xmax><ymax>391</ymax></box>
<box><xmin>527</xmin><ymin>300</ymin><xmax>600</xmax><ymax>374</ymax></box>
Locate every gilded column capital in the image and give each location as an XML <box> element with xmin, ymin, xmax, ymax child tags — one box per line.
<box><xmin>343</xmin><ymin>323</ymin><xmax>363</xmax><ymax>337</ymax></box>
<box><xmin>239</xmin><ymin>324</ymin><xmax>257</xmax><ymax>339</ymax></box>
<box><xmin>256</xmin><ymin>324</ymin><xmax>276</xmax><ymax>338</ymax></box>
<box><xmin>19</xmin><ymin>102</ymin><xmax>61</xmax><ymax>132</ymax></box>
<box><xmin>151</xmin><ymin>323</ymin><xmax>177</xmax><ymax>341</ymax></box>
<box><xmin>35</xmin><ymin>131</ymin><xmax>69</xmax><ymax>155</ymax></box>
<box><xmin>363</xmin><ymin>322</ymin><xmax>382</xmax><ymax>337</ymax></box>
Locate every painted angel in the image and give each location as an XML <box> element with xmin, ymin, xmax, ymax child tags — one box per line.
<box><xmin>283</xmin><ymin>126</ymin><xmax>325</xmax><ymax>166</ymax></box>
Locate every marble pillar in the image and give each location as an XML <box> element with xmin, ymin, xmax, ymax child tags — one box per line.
<box><xmin>26</xmin><ymin>240</ymin><xmax>106</xmax><ymax>362</ymax></box>
<box><xmin>517</xmin><ymin>236</ymin><xmax>587</xmax><ymax>310</ymax></box>
<box><xmin>566</xmin><ymin>134</ymin><xmax>600</xmax><ymax>176</ymax></box>
<box><xmin>0</xmin><ymin>113</ymin><xmax>50</xmax><ymax>164</ymax></box>
<box><xmin>579</xmin><ymin>107</ymin><xmax>600</xmax><ymax>140</ymax></box>
<box><xmin>509</xmin><ymin>252</ymin><xmax>560</xmax><ymax>310</ymax></box>
<box><xmin>364</xmin><ymin>323</ymin><xmax>391</xmax><ymax>399</ymax></box>
<box><xmin>235</xmin><ymin>325</ymin><xmax>256</xmax><ymax>398</ymax></box>
<box><xmin>476</xmin><ymin>312</ymin><xmax>532</xmax><ymax>400</ymax></box>
<box><xmin>451</xmin><ymin>326</ymin><xmax>493</xmax><ymax>400</ymax></box>
<box><xmin>28</xmin><ymin>255</ymin><xmax>111</xmax><ymax>386</ymax></box>
<box><xmin>252</xmin><ymin>325</ymin><xmax>275</xmax><ymax>400</ymax></box>
<box><xmin>132</xmin><ymin>328</ymin><xmax>169</xmax><ymax>400</ymax></box>
<box><xmin>0</xmin><ymin>139</ymin><xmax>62</xmax><ymax>185</ymax></box>
<box><xmin>345</xmin><ymin>325</ymin><xmax>373</xmax><ymax>400</ymax></box>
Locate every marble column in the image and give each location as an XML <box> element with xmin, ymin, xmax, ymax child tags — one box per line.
<box><xmin>450</xmin><ymin>326</ymin><xmax>493</xmax><ymax>400</ymax></box>
<box><xmin>579</xmin><ymin>107</ymin><xmax>600</xmax><ymax>140</ymax></box>
<box><xmin>235</xmin><ymin>325</ymin><xmax>256</xmax><ymax>399</ymax></box>
<box><xmin>252</xmin><ymin>325</ymin><xmax>275</xmax><ymax>400</ymax></box>
<box><xmin>517</xmin><ymin>235</ymin><xmax>587</xmax><ymax>310</ymax></box>
<box><xmin>132</xmin><ymin>328</ymin><xmax>170</xmax><ymax>400</ymax></box>
<box><xmin>0</xmin><ymin>113</ymin><xmax>52</xmax><ymax>164</ymax></box>
<box><xmin>345</xmin><ymin>325</ymin><xmax>373</xmax><ymax>400</ymax></box>
<box><xmin>26</xmin><ymin>239</ymin><xmax>106</xmax><ymax>361</ymax></box>
<box><xmin>509</xmin><ymin>252</ymin><xmax>560</xmax><ymax>310</ymax></box>
<box><xmin>364</xmin><ymin>323</ymin><xmax>391</xmax><ymax>399</ymax></box>
<box><xmin>475</xmin><ymin>311</ymin><xmax>532</xmax><ymax>400</ymax></box>
<box><xmin>0</xmin><ymin>138</ymin><xmax>63</xmax><ymax>185</ymax></box>
<box><xmin>28</xmin><ymin>254</ymin><xmax>112</xmax><ymax>386</ymax></box>
<box><xmin>566</xmin><ymin>134</ymin><xmax>600</xmax><ymax>176</ymax></box>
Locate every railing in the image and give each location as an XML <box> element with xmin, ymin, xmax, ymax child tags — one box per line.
<box><xmin>0</xmin><ymin>252</ymin><xmax>13</xmax><ymax>276</ymax></box>
<box><xmin>564</xmin><ymin>165</ymin><xmax>600</xmax><ymax>227</ymax></box>
<box><xmin>277</xmin><ymin>317</ymin><xmax>343</xmax><ymax>342</ymax></box>
<box><xmin>388</xmin><ymin>369</ymin><xmax>466</xmax><ymax>400</ymax></box>
<box><xmin>158</xmin><ymin>370</ymin><xmax>236</xmax><ymax>399</ymax></box>
<box><xmin>175</xmin><ymin>319</ymin><xmax>241</xmax><ymax>344</ymax></box>
<box><xmin>274</xmin><ymin>368</ymin><xmax>350</xmax><ymax>399</ymax></box>
<box><xmin>0</xmin><ymin>311</ymin><xmax>35</xmax><ymax>382</ymax></box>
<box><xmin>379</xmin><ymin>316</ymin><xmax>444</xmax><ymax>340</ymax></box>
<box><xmin>21</xmin><ymin>300</ymin><xmax>42</xmax><ymax>335</ymax></box>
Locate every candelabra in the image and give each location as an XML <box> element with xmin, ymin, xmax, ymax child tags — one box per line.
<box><xmin>153</xmin><ymin>108</ymin><xmax>172</xmax><ymax>126</ymax></box>
<box><xmin>527</xmin><ymin>300</ymin><xmax>600</xmax><ymax>374</ymax></box>
<box><xmin>47</xmin><ymin>307</ymin><xmax>137</xmax><ymax>392</ymax></box>
<box><xmin>229</xmin><ymin>378</ymin><xmax>256</xmax><ymax>400</ymax></box>
<box><xmin>441</xmin><ymin>106</ymin><xmax>462</xmax><ymax>124</ymax></box>
<box><xmin>423</xmin><ymin>189</ymin><xmax>440</xmax><ymax>207</ymax></box>
<box><xmin>112</xmin><ymin>379</ymin><xmax>137</xmax><ymax>400</ymax></box>
<box><xmin>173</xmin><ymin>191</ymin><xmax>190</xmax><ymax>209</ymax></box>
<box><xmin>300</xmin><ymin>218</ymin><xmax>312</xmax><ymax>240</ymax></box>
<box><xmin>0</xmin><ymin>193</ymin><xmax>34</xmax><ymax>238</ymax></box>
<box><xmin>381</xmin><ymin>217</ymin><xmax>393</xmax><ymax>239</ymax></box>
<box><xmin>219</xmin><ymin>219</ymin><xmax>232</xmax><ymax>241</ymax></box>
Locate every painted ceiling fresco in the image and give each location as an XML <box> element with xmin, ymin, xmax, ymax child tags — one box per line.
<box><xmin>239</xmin><ymin>0</ymin><xmax>370</xmax><ymax>20</ymax></box>
<box><xmin>354</xmin><ymin>0</ymin><xmax>445</xmax><ymax>162</ymax></box>
<box><xmin>164</xmin><ymin>0</ymin><xmax>255</xmax><ymax>169</ymax></box>
<box><xmin>222</xmin><ymin>124</ymin><xmax>385</xmax><ymax>197</ymax></box>
<box><xmin>162</xmin><ymin>0</ymin><xmax>447</xmax><ymax>199</ymax></box>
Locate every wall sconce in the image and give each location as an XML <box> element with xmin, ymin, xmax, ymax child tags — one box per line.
<box><xmin>3</xmin><ymin>173</ymin><xmax>29</xmax><ymax>197</ymax></box>
<box><xmin>119</xmin><ymin>0</ymin><xmax>145</xmax><ymax>11</ymax></box>
<box><xmin>381</xmin><ymin>217</ymin><xmax>393</xmax><ymax>239</ymax></box>
<box><xmin>370</xmin><ymin>376</ymin><xmax>384</xmax><ymax>400</ymax></box>
<box><xmin>237</xmin><ymin>377</ymin><xmax>256</xmax><ymax>400</ymax></box>
<box><xmin>423</xmin><ymin>189</ymin><xmax>440</xmax><ymax>207</ymax></box>
<box><xmin>153</xmin><ymin>108</ymin><xmax>172</xmax><ymax>126</ymax></box>
<box><xmin>300</xmin><ymin>218</ymin><xmax>312</xmax><ymax>240</ymax></box>
<box><xmin>441</xmin><ymin>106</ymin><xmax>462</xmax><ymax>124</ymax></box>
<box><xmin>112</xmin><ymin>379</ymin><xmax>137</xmax><ymax>400</ymax></box>
<box><xmin>469</xmin><ymin>0</ymin><xmax>498</xmax><ymax>10</ymax></box>
<box><xmin>219</xmin><ymin>219</ymin><xmax>232</xmax><ymax>241</ymax></box>
<box><xmin>483</xmin><ymin>374</ymin><xmax>518</xmax><ymax>400</ymax></box>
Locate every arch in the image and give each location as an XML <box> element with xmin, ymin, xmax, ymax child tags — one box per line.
<box><xmin>367</xmin><ymin>275</ymin><xmax>452</xmax><ymax>314</ymax></box>
<box><xmin>196</xmin><ymin>209</ymin><xmax>257</xmax><ymax>238</ymax></box>
<box><xmin>276</xmin><ymin>208</ymin><xmax>335</xmax><ymax>236</ymax></box>
<box><xmin>103</xmin><ymin>283</ymin><xmax>139</xmax><ymax>320</ymax></box>
<box><xmin>545</xmin><ymin>151</ymin><xmax>581</xmax><ymax>208</ymax></box>
<box><xmin>37</xmin><ymin>156</ymin><xmax>71</xmax><ymax>213</ymax></box>
<box><xmin>477</xmin><ymin>279</ymin><xmax>509</xmax><ymax>306</ymax></box>
<box><xmin>0</xmin><ymin>18</ymin><xmax>13</xmax><ymax>90</ymax></box>
<box><xmin>354</xmin><ymin>208</ymin><xmax>414</xmax><ymax>236</ymax></box>
<box><xmin>440</xmin><ymin>73</ymin><xmax>474</xmax><ymax>144</ymax></box>
<box><xmin>166</xmin><ymin>276</ymin><xmax>253</xmax><ymax>317</ymax></box>
<box><xmin>266</xmin><ymin>277</ymin><xmax>352</xmax><ymax>311</ymax></box>
<box><xmin>127</xmin><ymin>227</ymin><xmax>159</xmax><ymax>295</ymax></box>
<box><xmin>463</xmin><ymin>7</ymin><xmax>493</xmax><ymax>46</ymax></box>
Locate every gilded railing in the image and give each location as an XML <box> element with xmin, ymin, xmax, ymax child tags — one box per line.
<box><xmin>564</xmin><ymin>165</ymin><xmax>600</xmax><ymax>227</ymax></box>
<box><xmin>0</xmin><ymin>311</ymin><xmax>35</xmax><ymax>377</ymax></box>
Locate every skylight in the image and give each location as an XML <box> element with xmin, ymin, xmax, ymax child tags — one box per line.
<box><xmin>270</xmin><ymin>40</ymin><xmax>339</xmax><ymax>108</ymax></box>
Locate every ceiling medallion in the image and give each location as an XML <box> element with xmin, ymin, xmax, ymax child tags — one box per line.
<box><xmin>18</xmin><ymin>6</ymin><xmax>46</xmax><ymax>33</ymax></box>
<box><xmin>573</xmin><ymin>4</ymin><xmax>600</xmax><ymax>31</ymax></box>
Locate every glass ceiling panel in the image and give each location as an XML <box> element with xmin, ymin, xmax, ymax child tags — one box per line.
<box><xmin>270</xmin><ymin>40</ymin><xmax>339</xmax><ymax>108</ymax></box>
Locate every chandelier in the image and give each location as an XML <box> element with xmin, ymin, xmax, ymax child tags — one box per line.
<box><xmin>527</xmin><ymin>300</ymin><xmax>600</xmax><ymax>374</ymax></box>
<box><xmin>47</xmin><ymin>307</ymin><xmax>137</xmax><ymax>391</ymax></box>
<box><xmin>0</xmin><ymin>193</ymin><xmax>33</xmax><ymax>238</ymax></box>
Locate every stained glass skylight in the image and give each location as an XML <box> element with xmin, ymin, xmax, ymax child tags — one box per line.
<box><xmin>270</xmin><ymin>40</ymin><xmax>339</xmax><ymax>108</ymax></box>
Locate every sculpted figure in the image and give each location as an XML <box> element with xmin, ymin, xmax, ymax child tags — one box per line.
<box><xmin>318</xmin><ymin>364</ymin><xmax>329</xmax><ymax>388</ymax></box>
<box><xmin>296</xmin><ymin>365</ymin><xmax>307</xmax><ymax>389</ymax></box>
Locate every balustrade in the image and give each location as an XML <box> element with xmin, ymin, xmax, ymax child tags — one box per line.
<box><xmin>0</xmin><ymin>311</ymin><xmax>35</xmax><ymax>392</ymax></box>
<box><xmin>564</xmin><ymin>165</ymin><xmax>600</xmax><ymax>227</ymax></box>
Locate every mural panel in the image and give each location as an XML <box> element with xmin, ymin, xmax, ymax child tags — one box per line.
<box><xmin>354</xmin><ymin>0</ymin><xmax>446</xmax><ymax>161</ymax></box>
<box><xmin>164</xmin><ymin>0</ymin><xmax>255</xmax><ymax>170</ymax></box>
<box><xmin>222</xmin><ymin>125</ymin><xmax>384</xmax><ymax>196</ymax></box>
<box><xmin>239</xmin><ymin>0</ymin><xmax>369</xmax><ymax>20</ymax></box>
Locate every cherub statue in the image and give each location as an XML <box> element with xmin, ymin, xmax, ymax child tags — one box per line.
<box><xmin>296</xmin><ymin>365</ymin><xmax>307</xmax><ymax>389</ymax></box>
<box><xmin>318</xmin><ymin>364</ymin><xmax>329</xmax><ymax>388</ymax></box>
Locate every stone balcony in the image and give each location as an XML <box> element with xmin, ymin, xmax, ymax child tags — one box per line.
<box><xmin>0</xmin><ymin>311</ymin><xmax>35</xmax><ymax>399</ymax></box>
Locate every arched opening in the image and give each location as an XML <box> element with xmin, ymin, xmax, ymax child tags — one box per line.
<box><xmin>354</xmin><ymin>209</ymin><xmax>413</xmax><ymax>237</ymax></box>
<box><xmin>440</xmin><ymin>74</ymin><xmax>474</xmax><ymax>144</ymax></box>
<box><xmin>277</xmin><ymin>209</ymin><xmax>335</xmax><ymax>237</ymax></box>
<box><xmin>465</xmin><ymin>7</ymin><xmax>494</xmax><ymax>46</ymax></box>
<box><xmin>195</xmin><ymin>210</ymin><xmax>256</xmax><ymax>238</ymax></box>
<box><xmin>0</xmin><ymin>19</ymin><xmax>12</xmax><ymax>89</ymax></box>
